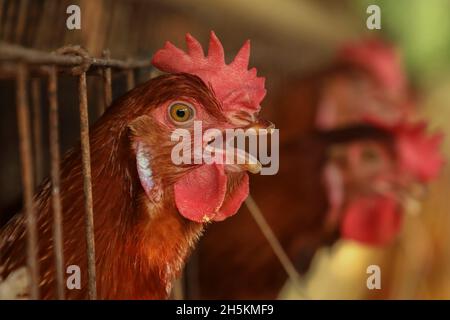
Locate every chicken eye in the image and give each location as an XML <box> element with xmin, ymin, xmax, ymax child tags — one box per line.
<box><xmin>361</xmin><ymin>148</ymin><xmax>378</xmax><ymax>162</ymax></box>
<box><xmin>169</xmin><ymin>102</ymin><xmax>195</xmax><ymax>124</ymax></box>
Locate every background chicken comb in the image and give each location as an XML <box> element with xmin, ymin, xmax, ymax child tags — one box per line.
<box><xmin>364</xmin><ymin>115</ymin><xmax>444</xmax><ymax>182</ymax></box>
<box><xmin>152</xmin><ymin>31</ymin><xmax>266</xmax><ymax>114</ymax></box>
<box><xmin>337</xmin><ymin>38</ymin><xmax>406</xmax><ymax>94</ymax></box>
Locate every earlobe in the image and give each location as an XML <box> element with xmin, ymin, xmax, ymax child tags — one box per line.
<box><xmin>128</xmin><ymin>115</ymin><xmax>164</xmax><ymax>203</ymax></box>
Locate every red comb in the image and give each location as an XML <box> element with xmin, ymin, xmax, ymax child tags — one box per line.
<box><xmin>152</xmin><ymin>31</ymin><xmax>266</xmax><ymax>113</ymax></box>
<box><xmin>365</xmin><ymin>117</ymin><xmax>445</xmax><ymax>182</ymax></box>
<box><xmin>338</xmin><ymin>38</ymin><xmax>406</xmax><ymax>94</ymax></box>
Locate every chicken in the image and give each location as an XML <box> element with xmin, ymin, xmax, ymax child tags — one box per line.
<box><xmin>318</xmin><ymin>40</ymin><xmax>444</xmax><ymax>246</ymax></box>
<box><xmin>195</xmin><ymin>39</ymin><xmax>443</xmax><ymax>299</ymax></box>
<box><xmin>0</xmin><ymin>31</ymin><xmax>271</xmax><ymax>299</ymax></box>
<box><xmin>323</xmin><ymin>120</ymin><xmax>443</xmax><ymax>245</ymax></box>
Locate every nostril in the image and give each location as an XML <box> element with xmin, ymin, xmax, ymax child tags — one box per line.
<box><xmin>243</xmin><ymin>118</ymin><xmax>275</xmax><ymax>134</ymax></box>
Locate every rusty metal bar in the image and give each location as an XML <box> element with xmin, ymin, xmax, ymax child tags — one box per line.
<box><xmin>185</xmin><ymin>251</ymin><xmax>200</xmax><ymax>299</ymax></box>
<box><xmin>126</xmin><ymin>69</ymin><xmax>135</xmax><ymax>91</ymax></box>
<box><xmin>31</xmin><ymin>79</ymin><xmax>43</xmax><ymax>185</ymax></box>
<box><xmin>0</xmin><ymin>43</ymin><xmax>152</xmax><ymax>70</ymax></box>
<box><xmin>2</xmin><ymin>0</ymin><xmax>15</xmax><ymax>42</ymax></box>
<box><xmin>102</xmin><ymin>49</ymin><xmax>112</xmax><ymax>111</ymax></box>
<box><xmin>0</xmin><ymin>6</ymin><xmax>3</xmax><ymax>42</ymax></box>
<box><xmin>0</xmin><ymin>1</ymin><xmax>4</xmax><ymax>33</ymax></box>
<box><xmin>15</xmin><ymin>0</ymin><xmax>28</xmax><ymax>43</ymax></box>
<box><xmin>245</xmin><ymin>195</ymin><xmax>309</xmax><ymax>299</ymax></box>
<box><xmin>16</xmin><ymin>62</ymin><xmax>39</xmax><ymax>299</ymax></box>
<box><xmin>172</xmin><ymin>277</ymin><xmax>184</xmax><ymax>300</ymax></box>
<box><xmin>47</xmin><ymin>66</ymin><xmax>65</xmax><ymax>300</ymax></box>
<box><xmin>78</xmin><ymin>72</ymin><xmax>97</xmax><ymax>300</ymax></box>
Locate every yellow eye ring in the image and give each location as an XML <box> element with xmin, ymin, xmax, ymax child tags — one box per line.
<box><xmin>168</xmin><ymin>102</ymin><xmax>195</xmax><ymax>124</ymax></box>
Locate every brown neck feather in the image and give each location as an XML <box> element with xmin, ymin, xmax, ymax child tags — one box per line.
<box><xmin>1</xmin><ymin>92</ymin><xmax>204</xmax><ymax>299</ymax></box>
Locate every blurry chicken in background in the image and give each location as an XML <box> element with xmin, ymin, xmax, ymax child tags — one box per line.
<box><xmin>282</xmin><ymin>39</ymin><xmax>447</xmax><ymax>300</ymax></box>
<box><xmin>318</xmin><ymin>39</ymin><xmax>444</xmax><ymax>246</ymax></box>
<box><xmin>0</xmin><ymin>32</ymin><xmax>273</xmax><ymax>299</ymax></box>
<box><xmin>195</xmin><ymin>39</ymin><xmax>444</xmax><ymax>299</ymax></box>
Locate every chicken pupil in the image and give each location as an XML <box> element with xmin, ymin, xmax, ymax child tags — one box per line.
<box><xmin>176</xmin><ymin>109</ymin><xmax>186</xmax><ymax>118</ymax></box>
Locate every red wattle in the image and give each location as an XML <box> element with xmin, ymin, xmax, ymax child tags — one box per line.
<box><xmin>174</xmin><ymin>164</ymin><xmax>227</xmax><ymax>222</ymax></box>
<box><xmin>341</xmin><ymin>195</ymin><xmax>402</xmax><ymax>246</ymax></box>
<box><xmin>213</xmin><ymin>173</ymin><xmax>249</xmax><ymax>221</ymax></box>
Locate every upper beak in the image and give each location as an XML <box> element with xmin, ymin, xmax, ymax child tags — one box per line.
<box><xmin>243</xmin><ymin>118</ymin><xmax>275</xmax><ymax>134</ymax></box>
<box><xmin>238</xmin><ymin>117</ymin><xmax>275</xmax><ymax>174</ymax></box>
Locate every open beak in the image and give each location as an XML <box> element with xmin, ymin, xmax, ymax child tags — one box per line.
<box><xmin>205</xmin><ymin>117</ymin><xmax>275</xmax><ymax>174</ymax></box>
<box><xmin>241</xmin><ymin>118</ymin><xmax>275</xmax><ymax>173</ymax></box>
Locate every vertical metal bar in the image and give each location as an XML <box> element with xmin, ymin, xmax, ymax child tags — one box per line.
<box><xmin>78</xmin><ymin>72</ymin><xmax>97</xmax><ymax>300</ymax></box>
<box><xmin>102</xmin><ymin>49</ymin><xmax>112</xmax><ymax>112</ymax></box>
<box><xmin>31</xmin><ymin>79</ymin><xmax>43</xmax><ymax>185</ymax></box>
<box><xmin>172</xmin><ymin>277</ymin><xmax>184</xmax><ymax>300</ymax></box>
<box><xmin>16</xmin><ymin>62</ymin><xmax>39</xmax><ymax>299</ymax></box>
<box><xmin>15</xmin><ymin>0</ymin><xmax>28</xmax><ymax>43</ymax></box>
<box><xmin>48</xmin><ymin>66</ymin><xmax>65</xmax><ymax>300</ymax></box>
<box><xmin>0</xmin><ymin>1</ymin><xmax>5</xmax><ymax>37</ymax></box>
<box><xmin>185</xmin><ymin>252</ymin><xmax>200</xmax><ymax>299</ymax></box>
<box><xmin>3</xmin><ymin>0</ymin><xmax>15</xmax><ymax>42</ymax></box>
<box><xmin>125</xmin><ymin>68</ymin><xmax>135</xmax><ymax>91</ymax></box>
